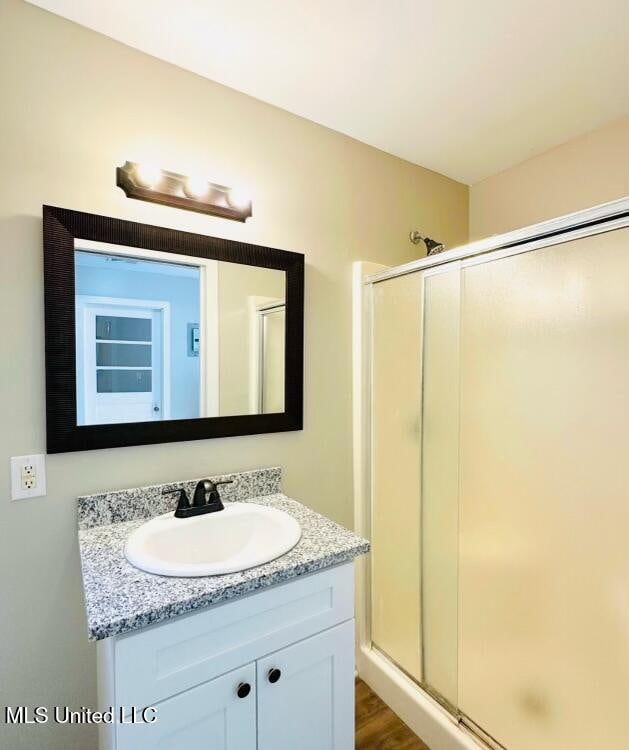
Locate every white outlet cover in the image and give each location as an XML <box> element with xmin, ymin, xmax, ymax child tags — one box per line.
<box><xmin>10</xmin><ymin>454</ymin><xmax>47</xmax><ymax>500</ymax></box>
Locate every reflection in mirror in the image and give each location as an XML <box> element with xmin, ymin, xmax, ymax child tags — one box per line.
<box><xmin>74</xmin><ymin>241</ymin><xmax>285</xmax><ymax>426</ymax></box>
<box><xmin>258</xmin><ymin>302</ymin><xmax>286</xmax><ymax>413</ymax></box>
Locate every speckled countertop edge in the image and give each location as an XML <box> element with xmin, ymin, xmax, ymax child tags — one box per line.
<box><xmin>78</xmin><ymin>469</ymin><xmax>369</xmax><ymax>641</ymax></box>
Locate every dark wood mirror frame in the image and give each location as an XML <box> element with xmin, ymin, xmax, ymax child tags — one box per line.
<box><xmin>43</xmin><ymin>206</ymin><xmax>304</xmax><ymax>454</ymax></box>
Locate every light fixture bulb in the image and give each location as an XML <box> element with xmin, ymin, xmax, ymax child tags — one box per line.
<box><xmin>227</xmin><ymin>188</ymin><xmax>251</xmax><ymax>211</ymax></box>
<box><xmin>135</xmin><ymin>163</ymin><xmax>162</xmax><ymax>189</ymax></box>
<box><xmin>184</xmin><ymin>175</ymin><xmax>209</xmax><ymax>199</ymax></box>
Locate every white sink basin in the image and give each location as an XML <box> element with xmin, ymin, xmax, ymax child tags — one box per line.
<box><xmin>124</xmin><ymin>503</ymin><xmax>302</xmax><ymax>577</ymax></box>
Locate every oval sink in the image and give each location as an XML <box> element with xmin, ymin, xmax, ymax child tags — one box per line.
<box><xmin>125</xmin><ymin>503</ymin><xmax>302</xmax><ymax>577</ymax></box>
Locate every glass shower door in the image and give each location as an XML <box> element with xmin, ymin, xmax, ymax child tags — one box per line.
<box><xmin>420</xmin><ymin>265</ymin><xmax>461</xmax><ymax>710</ymax></box>
<box><xmin>371</xmin><ymin>272</ymin><xmax>423</xmax><ymax>683</ymax></box>
<box><xmin>370</xmin><ymin>225</ymin><xmax>629</xmax><ymax>750</ymax></box>
<box><xmin>457</xmin><ymin>228</ymin><xmax>629</xmax><ymax>749</ymax></box>
<box><xmin>370</xmin><ymin>265</ymin><xmax>462</xmax><ymax>709</ymax></box>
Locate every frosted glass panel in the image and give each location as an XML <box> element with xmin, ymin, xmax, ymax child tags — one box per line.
<box><xmin>96</xmin><ymin>369</ymin><xmax>152</xmax><ymax>393</ymax></box>
<box><xmin>96</xmin><ymin>342</ymin><xmax>152</xmax><ymax>367</ymax></box>
<box><xmin>458</xmin><ymin>229</ymin><xmax>629</xmax><ymax>749</ymax></box>
<box><xmin>421</xmin><ymin>267</ymin><xmax>460</xmax><ymax>708</ymax></box>
<box><xmin>95</xmin><ymin>315</ymin><xmax>151</xmax><ymax>341</ymax></box>
<box><xmin>371</xmin><ymin>273</ymin><xmax>422</xmax><ymax>682</ymax></box>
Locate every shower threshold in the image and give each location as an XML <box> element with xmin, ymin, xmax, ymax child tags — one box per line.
<box><xmin>459</xmin><ymin>716</ymin><xmax>507</xmax><ymax>750</ymax></box>
<box><xmin>369</xmin><ymin>643</ymin><xmax>507</xmax><ymax>750</ymax></box>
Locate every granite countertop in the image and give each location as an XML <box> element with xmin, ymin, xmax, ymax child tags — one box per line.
<box><xmin>77</xmin><ymin>467</ymin><xmax>369</xmax><ymax>641</ymax></box>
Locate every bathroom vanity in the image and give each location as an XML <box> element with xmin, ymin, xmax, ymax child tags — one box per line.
<box><xmin>77</xmin><ymin>468</ymin><xmax>369</xmax><ymax>750</ymax></box>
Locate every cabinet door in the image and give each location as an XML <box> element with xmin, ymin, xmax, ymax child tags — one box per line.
<box><xmin>116</xmin><ymin>662</ymin><xmax>256</xmax><ymax>750</ymax></box>
<box><xmin>257</xmin><ymin>620</ymin><xmax>354</xmax><ymax>750</ymax></box>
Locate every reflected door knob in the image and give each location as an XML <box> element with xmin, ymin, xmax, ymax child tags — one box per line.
<box><xmin>237</xmin><ymin>682</ymin><xmax>251</xmax><ymax>699</ymax></box>
<box><xmin>267</xmin><ymin>668</ymin><xmax>281</xmax><ymax>684</ymax></box>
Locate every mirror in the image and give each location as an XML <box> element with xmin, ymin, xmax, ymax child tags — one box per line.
<box><xmin>74</xmin><ymin>243</ymin><xmax>285</xmax><ymax>424</ymax></box>
<box><xmin>44</xmin><ymin>206</ymin><xmax>303</xmax><ymax>452</ymax></box>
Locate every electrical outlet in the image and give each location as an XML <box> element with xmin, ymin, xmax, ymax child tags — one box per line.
<box><xmin>10</xmin><ymin>455</ymin><xmax>46</xmax><ymax>501</ymax></box>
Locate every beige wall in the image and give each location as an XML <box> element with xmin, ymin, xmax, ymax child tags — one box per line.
<box><xmin>0</xmin><ymin>1</ymin><xmax>467</xmax><ymax>748</ymax></box>
<box><xmin>470</xmin><ymin>115</ymin><xmax>629</xmax><ymax>240</ymax></box>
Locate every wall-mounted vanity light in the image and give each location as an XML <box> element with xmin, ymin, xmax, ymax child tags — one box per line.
<box><xmin>116</xmin><ymin>161</ymin><xmax>252</xmax><ymax>222</ymax></box>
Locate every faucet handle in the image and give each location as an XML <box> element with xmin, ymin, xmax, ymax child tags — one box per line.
<box><xmin>206</xmin><ymin>479</ymin><xmax>233</xmax><ymax>505</ymax></box>
<box><xmin>162</xmin><ymin>487</ymin><xmax>191</xmax><ymax>515</ymax></box>
<box><xmin>212</xmin><ymin>479</ymin><xmax>233</xmax><ymax>500</ymax></box>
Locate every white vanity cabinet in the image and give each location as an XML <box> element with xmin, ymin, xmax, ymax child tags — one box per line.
<box><xmin>117</xmin><ymin>663</ymin><xmax>257</xmax><ymax>750</ymax></box>
<box><xmin>257</xmin><ymin>621</ymin><xmax>354</xmax><ymax>750</ymax></box>
<box><xmin>98</xmin><ymin>563</ymin><xmax>356</xmax><ymax>750</ymax></box>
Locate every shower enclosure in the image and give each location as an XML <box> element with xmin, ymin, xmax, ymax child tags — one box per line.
<box><xmin>355</xmin><ymin>199</ymin><xmax>629</xmax><ymax>750</ymax></box>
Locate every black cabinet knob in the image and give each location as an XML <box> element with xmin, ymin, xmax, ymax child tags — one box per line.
<box><xmin>267</xmin><ymin>668</ymin><xmax>281</xmax><ymax>684</ymax></box>
<box><xmin>237</xmin><ymin>682</ymin><xmax>251</xmax><ymax>699</ymax></box>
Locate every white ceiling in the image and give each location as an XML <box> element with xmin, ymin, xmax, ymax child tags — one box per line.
<box><xmin>28</xmin><ymin>0</ymin><xmax>629</xmax><ymax>184</ymax></box>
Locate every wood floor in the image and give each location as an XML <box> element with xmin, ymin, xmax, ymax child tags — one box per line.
<box><xmin>356</xmin><ymin>679</ymin><xmax>431</xmax><ymax>750</ymax></box>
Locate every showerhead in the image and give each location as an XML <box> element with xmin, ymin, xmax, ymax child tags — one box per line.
<box><xmin>409</xmin><ymin>230</ymin><xmax>445</xmax><ymax>256</ymax></box>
